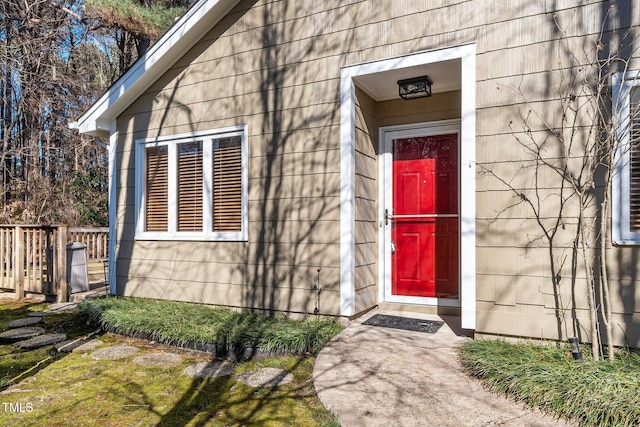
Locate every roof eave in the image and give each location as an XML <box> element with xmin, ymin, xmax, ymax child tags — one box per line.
<box><xmin>74</xmin><ymin>0</ymin><xmax>241</xmax><ymax>136</ymax></box>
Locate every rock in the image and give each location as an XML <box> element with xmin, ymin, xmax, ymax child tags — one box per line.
<box><xmin>90</xmin><ymin>345</ymin><xmax>139</xmax><ymax>360</ymax></box>
<box><xmin>234</xmin><ymin>367</ymin><xmax>294</xmax><ymax>387</ymax></box>
<box><xmin>14</xmin><ymin>333</ymin><xmax>67</xmax><ymax>349</ymax></box>
<box><xmin>71</xmin><ymin>340</ymin><xmax>103</xmax><ymax>353</ymax></box>
<box><xmin>133</xmin><ymin>353</ymin><xmax>182</xmax><ymax>368</ymax></box>
<box><xmin>184</xmin><ymin>361</ymin><xmax>235</xmax><ymax>378</ymax></box>
<box><xmin>55</xmin><ymin>338</ymin><xmax>102</xmax><ymax>353</ymax></box>
<box><xmin>5</xmin><ymin>317</ymin><xmax>42</xmax><ymax>328</ymax></box>
<box><xmin>28</xmin><ymin>311</ymin><xmax>60</xmax><ymax>318</ymax></box>
<box><xmin>45</xmin><ymin>303</ymin><xmax>78</xmax><ymax>312</ymax></box>
<box><xmin>0</xmin><ymin>327</ymin><xmax>45</xmax><ymax>342</ymax></box>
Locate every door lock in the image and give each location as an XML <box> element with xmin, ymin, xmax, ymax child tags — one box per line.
<box><xmin>391</xmin><ymin>240</ymin><xmax>396</xmax><ymax>254</ymax></box>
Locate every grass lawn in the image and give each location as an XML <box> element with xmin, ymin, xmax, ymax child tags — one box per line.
<box><xmin>459</xmin><ymin>339</ymin><xmax>640</xmax><ymax>427</ymax></box>
<box><xmin>0</xmin><ymin>298</ymin><xmax>341</xmax><ymax>426</ymax></box>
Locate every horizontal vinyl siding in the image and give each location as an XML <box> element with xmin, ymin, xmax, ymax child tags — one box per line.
<box><xmin>116</xmin><ymin>0</ymin><xmax>344</xmax><ymax>317</ymax></box>
<box><xmin>112</xmin><ymin>0</ymin><xmax>640</xmax><ymax>334</ymax></box>
<box><xmin>473</xmin><ymin>0</ymin><xmax>640</xmax><ymax>345</ymax></box>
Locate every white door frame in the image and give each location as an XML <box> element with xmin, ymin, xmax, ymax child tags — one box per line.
<box><xmin>339</xmin><ymin>44</ymin><xmax>476</xmax><ymax>329</ymax></box>
<box><xmin>379</xmin><ymin>121</ymin><xmax>462</xmax><ymax>307</ymax></box>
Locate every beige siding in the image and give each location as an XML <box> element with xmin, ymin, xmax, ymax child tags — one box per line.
<box><xmin>111</xmin><ymin>0</ymin><xmax>640</xmax><ymax>342</ymax></box>
<box><xmin>377</xmin><ymin>91</ymin><xmax>462</xmax><ymax>128</ymax></box>
<box><xmin>472</xmin><ymin>0</ymin><xmax>640</xmax><ymax>346</ymax></box>
<box><xmin>115</xmin><ymin>0</ymin><xmax>360</xmax><ymax>316</ymax></box>
<box><xmin>353</xmin><ymin>88</ymin><xmax>378</xmax><ymax>314</ymax></box>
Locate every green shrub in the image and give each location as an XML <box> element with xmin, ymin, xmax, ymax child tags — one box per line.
<box><xmin>459</xmin><ymin>339</ymin><xmax>640</xmax><ymax>426</ymax></box>
<box><xmin>79</xmin><ymin>296</ymin><xmax>342</xmax><ymax>355</ymax></box>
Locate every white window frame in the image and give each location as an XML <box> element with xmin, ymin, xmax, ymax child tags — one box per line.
<box><xmin>612</xmin><ymin>71</ymin><xmax>640</xmax><ymax>245</ymax></box>
<box><xmin>135</xmin><ymin>125</ymin><xmax>248</xmax><ymax>241</ymax></box>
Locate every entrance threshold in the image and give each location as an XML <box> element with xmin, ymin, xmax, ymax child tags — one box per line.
<box><xmin>378</xmin><ymin>302</ymin><xmax>461</xmax><ymax>317</ymax></box>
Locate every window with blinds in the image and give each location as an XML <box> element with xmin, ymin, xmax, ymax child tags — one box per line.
<box><xmin>630</xmin><ymin>87</ymin><xmax>640</xmax><ymax>232</ymax></box>
<box><xmin>213</xmin><ymin>137</ymin><xmax>242</xmax><ymax>232</ymax></box>
<box><xmin>145</xmin><ymin>146</ymin><xmax>169</xmax><ymax>232</ymax></box>
<box><xmin>178</xmin><ymin>141</ymin><xmax>203</xmax><ymax>231</ymax></box>
<box><xmin>137</xmin><ymin>126</ymin><xmax>247</xmax><ymax>240</ymax></box>
<box><xmin>612</xmin><ymin>71</ymin><xmax>640</xmax><ymax>244</ymax></box>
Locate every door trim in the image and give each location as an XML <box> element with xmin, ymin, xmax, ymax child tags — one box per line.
<box><xmin>379</xmin><ymin>121</ymin><xmax>462</xmax><ymax>307</ymax></box>
<box><xmin>340</xmin><ymin>44</ymin><xmax>476</xmax><ymax>329</ymax></box>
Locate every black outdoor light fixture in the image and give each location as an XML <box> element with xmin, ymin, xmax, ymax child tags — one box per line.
<box><xmin>397</xmin><ymin>75</ymin><xmax>433</xmax><ymax>100</ymax></box>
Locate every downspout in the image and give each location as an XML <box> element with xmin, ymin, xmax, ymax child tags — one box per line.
<box><xmin>68</xmin><ymin>120</ymin><xmax>118</xmax><ymax>295</ymax></box>
<box><xmin>107</xmin><ymin>121</ymin><xmax>118</xmax><ymax>294</ymax></box>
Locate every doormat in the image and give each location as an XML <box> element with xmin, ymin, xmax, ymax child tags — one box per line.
<box><xmin>362</xmin><ymin>314</ymin><xmax>444</xmax><ymax>334</ymax></box>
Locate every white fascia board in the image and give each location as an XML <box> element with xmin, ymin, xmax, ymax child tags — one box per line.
<box><xmin>75</xmin><ymin>0</ymin><xmax>241</xmax><ymax>137</ymax></box>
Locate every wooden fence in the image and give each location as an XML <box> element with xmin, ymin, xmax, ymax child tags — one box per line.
<box><xmin>68</xmin><ymin>227</ymin><xmax>109</xmax><ymax>261</ymax></box>
<box><xmin>0</xmin><ymin>225</ymin><xmax>108</xmax><ymax>301</ymax></box>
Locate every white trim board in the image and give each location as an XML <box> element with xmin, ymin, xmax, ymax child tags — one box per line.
<box><xmin>339</xmin><ymin>44</ymin><xmax>476</xmax><ymax>329</ymax></box>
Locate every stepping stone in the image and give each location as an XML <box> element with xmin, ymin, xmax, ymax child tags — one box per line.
<box><xmin>234</xmin><ymin>367</ymin><xmax>294</xmax><ymax>388</ymax></box>
<box><xmin>184</xmin><ymin>361</ymin><xmax>235</xmax><ymax>378</ymax></box>
<box><xmin>0</xmin><ymin>327</ymin><xmax>45</xmax><ymax>343</ymax></box>
<box><xmin>91</xmin><ymin>345</ymin><xmax>139</xmax><ymax>360</ymax></box>
<box><xmin>72</xmin><ymin>340</ymin><xmax>103</xmax><ymax>353</ymax></box>
<box><xmin>45</xmin><ymin>302</ymin><xmax>78</xmax><ymax>312</ymax></box>
<box><xmin>134</xmin><ymin>353</ymin><xmax>182</xmax><ymax>368</ymax></box>
<box><xmin>28</xmin><ymin>311</ymin><xmax>60</xmax><ymax>318</ymax></box>
<box><xmin>15</xmin><ymin>333</ymin><xmax>67</xmax><ymax>350</ymax></box>
<box><xmin>56</xmin><ymin>338</ymin><xmax>102</xmax><ymax>353</ymax></box>
<box><xmin>5</xmin><ymin>317</ymin><xmax>42</xmax><ymax>328</ymax></box>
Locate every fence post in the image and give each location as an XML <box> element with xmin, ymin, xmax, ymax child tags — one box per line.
<box><xmin>13</xmin><ymin>226</ymin><xmax>24</xmax><ymax>299</ymax></box>
<box><xmin>57</xmin><ymin>226</ymin><xmax>68</xmax><ymax>303</ymax></box>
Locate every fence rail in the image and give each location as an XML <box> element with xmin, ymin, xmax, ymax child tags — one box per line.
<box><xmin>68</xmin><ymin>227</ymin><xmax>109</xmax><ymax>261</ymax></box>
<box><xmin>0</xmin><ymin>225</ymin><xmax>108</xmax><ymax>300</ymax></box>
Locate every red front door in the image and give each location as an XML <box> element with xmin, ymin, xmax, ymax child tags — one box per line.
<box><xmin>391</xmin><ymin>134</ymin><xmax>459</xmax><ymax>298</ymax></box>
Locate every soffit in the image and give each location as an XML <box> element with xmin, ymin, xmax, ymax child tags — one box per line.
<box><xmin>353</xmin><ymin>58</ymin><xmax>461</xmax><ymax>101</ymax></box>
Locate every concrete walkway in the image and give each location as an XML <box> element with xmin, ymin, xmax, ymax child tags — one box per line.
<box><xmin>313</xmin><ymin>310</ymin><xmax>574</xmax><ymax>427</ymax></box>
